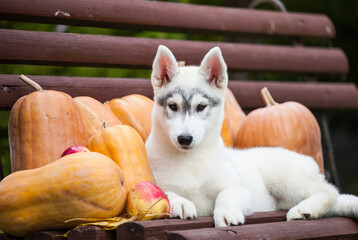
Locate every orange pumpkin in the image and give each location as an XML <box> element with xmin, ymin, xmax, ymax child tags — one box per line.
<box><xmin>105</xmin><ymin>94</ymin><xmax>153</xmax><ymax>141</ymax></box>
<box><xmin>8</xmin><ymin>75</ymin><xmax>87</xmax><ymax>172</ymax></box>
<box><xmin>74</xmin><ymin>96</ymin><xmax>122</xmax><ymax>139</ymax></box>
<box><xmin>220</xmin><ymin>115</ymin><xmax>233</xmax><ymax>147</ymax></box>
<box><xmin>235</xmin><ymin>87</ymin><xmax>324</xmax><ymax>172</ymax></box>
<box><xmin>87</xmin><ymin>124</ymin><xmax>156</xmax><ymax>193</ymax></box>
<box><xmin>224</xmin><ymin>88</ymin><xmax>246</xmax><ymax>141</ymax></box>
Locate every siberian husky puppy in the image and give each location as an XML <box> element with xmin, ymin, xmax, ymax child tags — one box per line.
<box><xmin>145</xmin><ymin>45</ymin><xmax>358</xmax><ymax>227</ymax></box>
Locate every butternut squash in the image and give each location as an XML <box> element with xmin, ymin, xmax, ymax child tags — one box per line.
<box><xmin>0</xmin><ymin>152</ymin><xmax>126</xmax><ymax>237</ymax></box>
<box><xmin>87</xmin><ymin>124</ymin><xmax>156</xmax><ymax>193</ymax></box>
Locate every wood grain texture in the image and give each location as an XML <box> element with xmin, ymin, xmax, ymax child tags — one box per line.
<box><xmin>228</xmin><ymin>80</ymin><xmax>358</xmax><ymax>109</ymax></box>
<box><xmin>0</xmin><ymin>234</ymin><xmax>23</xmax><ymax>240</ymax></box>
<box><xmin>0</xmin><ymin>29</ymin><xmax>348</xmax><ymax>74</ymax></box>
<box><xmin>116</xmin><ymin>211</ymin><xmax>287</xmax><ymax>240</ymax></box>
<box><xmin>24</xmin><ymin>231</ymin><xmax>65</xmax><ymax>240</ymax></box>
<box><xmin>67</xmin><ymin>226</ymin><xmax>115</xmax><ymax>240</ymax></box>
<box><xmin>1</xmin><ymin>75</ymin><xmax>357</xmax><ymax>110</ymax></box>
<box><xmin>0</xmin><ymin>0</ymin><xmax>335</xmax><ymax>38</ymax></box>
<box><xmin>167</xmin><ymin>217</ymin><xmax>358</xmax><ymax>240</ymax></box>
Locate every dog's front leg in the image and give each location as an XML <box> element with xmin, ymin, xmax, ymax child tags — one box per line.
<box><xmin>167</xmin><ymin>191</ymin><xmax>197</xmax><ymax>219</ymax></box>
<box><xmin>213</xmin><ymin>185</ymin><xmax>252</xmax><ymax>227</ymax></box>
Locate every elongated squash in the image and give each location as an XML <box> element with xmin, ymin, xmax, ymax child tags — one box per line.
<box><xmin>74</xmin><ymin>96</ymin><xmax>122</xmax><ymax>139</ymax></box>
<box><xmin>87</xmin><ymin>124</ymin><xmax>156</xmax><ymax>193</ymax></box>
<box><xmin>0</xmin><ymin>152</ymin><xmax>126</xmax><ymax>237</ymax></box>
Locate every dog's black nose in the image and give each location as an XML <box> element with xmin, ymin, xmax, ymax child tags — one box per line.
<box><xmin>178</xmin><ymin>135</ymin><xmax>193</xmax><ymax>146</ymax></box>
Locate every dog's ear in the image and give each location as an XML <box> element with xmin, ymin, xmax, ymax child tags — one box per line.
<box><xmin>151</xmin><ymin>45</ymin><xmax>179</xmax><ymax>88</ymax></box>
<box><xmin>199</xmin><ymin>47</ymin><xmax>228</xmax><ymax>89</ymax></box>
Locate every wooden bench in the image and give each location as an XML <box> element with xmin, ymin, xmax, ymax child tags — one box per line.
<box><xmin>0</xmin><ymin>0</ymin><xmax>358</xmax><ymax>239</ymax></box>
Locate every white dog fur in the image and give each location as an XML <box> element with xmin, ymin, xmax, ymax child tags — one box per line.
<box><xmin>145</xmin><ymin>45</ymin><xmax>358</xmax><ymax>227</ymax></box>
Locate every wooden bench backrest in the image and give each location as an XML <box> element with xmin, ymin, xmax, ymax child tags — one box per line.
<box><xmin>0</xmin><ymin>0</ymin><xmax>357</xmax><ymax>110</ymax></box>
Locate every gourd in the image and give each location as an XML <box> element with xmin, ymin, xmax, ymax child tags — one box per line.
<box><xmin>221</xmin><ymin>116</ymin><xmax>233</xmax><ymax>147</ymax></box>
<box><xmin>8</xmin><ymin>75</ymin><xmax>87</xmax><ymax>172</ymax></box>
<box><xmin>74</xmin><ymin>96</ymin><xmax>122</xmax><ymax>139</ymax></box>
<box><xmin>235</xmin><ymin>87</ymin><xmax>324</xmax><ymax>172</ymax></box>
<box><xmin>0</xmin><ymin>152</ymin><xmax>127</xmax><ymax>237</ymax></box>
<box><xmin>105</xmin><ymin>94</ymin><xmax>153</xmax><ymax>141</ymax></box>
<box><xmin>221</xmin><ymin>88</ymin><xmax>246</xmax><ymax>147</ymax></box>
<box><xmin>224</xmin><ymin>88</ymin><xmax>246</xmax><ymax>144</ymax></box>
<box><xmin>87</xmin><ymin>124</ymin><xmax>156</xmax><ymax>193</ymax></box>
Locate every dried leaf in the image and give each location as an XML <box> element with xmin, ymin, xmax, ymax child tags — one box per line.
<box><xmin>62</xmin><ymin>194</ymin><xmax>171</xmax><ymax>238</ymax></box>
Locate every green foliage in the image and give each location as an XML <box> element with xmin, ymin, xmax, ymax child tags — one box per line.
<box><xmin>0</xmin><ymin>112</ymin><xmax>10</xmax><ymax>177</ymax></box>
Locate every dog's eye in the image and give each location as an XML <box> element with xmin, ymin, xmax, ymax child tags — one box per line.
<box><xmin>168</xmin><ymin>103</ymin><xmax>178</xmax><ymax>111</ymax></box>
<box><xmin>196</xmin><ymin>104</ymin><xmax>207</xmax><ymax>112</ymax></box>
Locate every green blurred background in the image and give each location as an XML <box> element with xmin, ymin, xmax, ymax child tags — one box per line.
<box><xmin>0</xmin><ymin>0</ymin><xmax>357</xmax><ymax>195</ymax></box>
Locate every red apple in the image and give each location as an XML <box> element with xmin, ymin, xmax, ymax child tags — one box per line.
<box><xmin>127</xmin><ymin>181</ymin><xmax>170</xmax><ymax>220</ymax></box>
<box><xmin>61</xmin><ymin>145</ymin><xmax>90</xmax><ymax>157</ymax></box>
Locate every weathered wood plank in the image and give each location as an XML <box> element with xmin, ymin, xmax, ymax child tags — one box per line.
<box><xmin>24</xmin><ymin>231</ymin><xmax>65</xmax><ymax>240</ymax></box>
<box><xmin>0</xmin><ymin>0</ymin><xmax>335</xmax><ymax>38</ymax></box>
<box><xmin>228</xmin><ymin>80</ymin><xmax>358</xmax><ymax>109</ymax></box>
<box><xmin>116</xmin><ymin>211</ymin><xmax>287</xmax><ymax>240</ymax></box>
<box><xmin>0</xmin><ymin>234</ymin><xmax>23</xmax><ymax>240</ymax></box>
<box><xmin>67</xmin><ymin>226</ymin><xmax>115</xmax><ymax>240</ymax></box>
<box><xmin>116</xmin><ymin>217</ymin><xmax>213</xmax><ymax>240</ymax></box>
<box><xmin>0</xmin><ymin>29</ymin><xmax>348</xmax><ymax>74</ymax></box>
<box><xmin>1</xmin><ymin>75</ymin><xmax>358</xmax><ymax>110</ymax></box>
<box><xmin>0</xmin><ymin>75</ymin><xmax>152</xmax><ymax>109</ymax></box>
<box><xmin>167</xmin><ymin>217</ymin><xmax>358</xmax><ymax>240</ymax></box>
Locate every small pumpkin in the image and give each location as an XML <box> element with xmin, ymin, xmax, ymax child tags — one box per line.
<box><xmin>74</xmin><ymin>96</ymin><xmax>122</xmax><ymax>139</ymax></box>
<box><xmin>87</xmin><ymin>124</ymin><xmax>156</xmax><ymax>193</ymax></box>
<box><xmin>220</xmin><ymin>115</ymin><xmax>233</xmax><ymax>147</ymax></box>
<box><xmin>8</xmin><ymin>75</ymin><xmax>87</xmax><ymax>172</ymax></box>
<box><xmin>221</xmin><ymin>88</ymin><xmax>246</xmax><ymax>147</ymax></box>
<box><xmin>224</xmin><ymin>88</ymin><xmax>246</xmax><ymax>143</ymax></box>
<box><xmin>235</xmin><ymin>87</ymin><xmax>324</xmax><ymax>172</ymax></box>
<box><xmin>105</xmin><ymin>94</ymin><xmax>153</xmax><ymax>141</ymax></box>
<box><xmin>0</xmin><ymin>152</ymin><xmax>127</xmax><ymax>237</ymax></box>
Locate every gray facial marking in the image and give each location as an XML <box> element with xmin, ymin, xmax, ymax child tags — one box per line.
<box><xmin>190</xmin><ymin>88</ymin><xmax>220</xmax><ymax>107</ymax></box>
<box><xmin>157</xmin><ymin>87</ymin><xmax>220</xmax><ymax>118</ymax></box>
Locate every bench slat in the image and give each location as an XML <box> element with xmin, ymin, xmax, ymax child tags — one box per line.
<box><xmin>25</xmin><ymin>231</ymin><xmax>65</xmax><ymax>240</ymax></box>
<box><xmin>0</xmin><ymin>0</ymin><xmax>335</xmax><ymax>38</ymax></box>
<box><xmin>116</xmin><ymin>211</ymin><xmax>286</xmax><ymax>240</ymax></box>
<box><xmin>0</xmin><ymin>29</ymin><xmax>348</xmax><ymax>74</ymax></box>
<box><xmin>167</xmin><ymin>217</ymin><xmax>358</xmax><ymax>240</ymax></box>
<box><xmin>67</xmin><ymin>226</ymin><xmax>115</xmax><ymax>240</ymax></box>
<box><xmin>1</xmin><ymin>75</ymin><xmax>357</xmax><ymax>110</ymax></box>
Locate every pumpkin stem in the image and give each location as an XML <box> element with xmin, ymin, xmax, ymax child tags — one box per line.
<box><xmin>19</xmin><ymin>75</ymin><xmax>44</xmax><ymax>91</ymax></box>
<box><xmin>101</xmin><ymin>121</ymin><xmax>109</xmax><ymax>130</ymax></box>
<box><xmin>178</xmin><ymin>61</ymin><xmax>185</xmax><ymax>67</ymax></box>
<box><xmin>261</xmin><ymin>87</ymin><xmax>278</xmax><ymax>107</ymax></box>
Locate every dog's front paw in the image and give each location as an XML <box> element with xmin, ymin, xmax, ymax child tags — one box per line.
<box><xmin>167</xmin><ymin>192</ymin><xmax>197</xmax><ymax>219</ymax></box>
<box><xmin>214</xmin><ymin>206</ymin><xmax>245</xmax><ymax>227</ymax></box>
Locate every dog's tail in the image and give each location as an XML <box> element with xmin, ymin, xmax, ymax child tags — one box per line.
<box><xmin>325</xmin><ymin>194</ymin><xmax>358</xmax><ymax>218</ymax></box>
